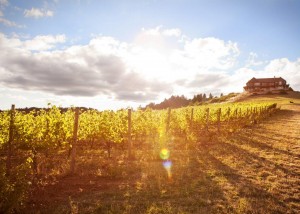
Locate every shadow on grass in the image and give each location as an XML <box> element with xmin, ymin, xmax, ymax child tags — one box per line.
<box><xmin>195</xmin><ymin>145</ymin><xmax>289</xmax><ymax>213</ymax></box>
<box><xmin>233</xmin><ymin>132</ymin><xmax>295</xmax><ymax>157</ymax></box>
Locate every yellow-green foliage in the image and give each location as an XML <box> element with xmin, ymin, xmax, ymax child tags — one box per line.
<box><xmin>0</xmin><ymin>102</ymin><xmax>276</xmax><ymax>150</ymax></box>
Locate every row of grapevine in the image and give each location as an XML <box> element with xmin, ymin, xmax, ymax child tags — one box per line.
<box><xmin>1</xmin><ymin>102</ymin><xmax>277</xmax><ymax>169</ymax></box>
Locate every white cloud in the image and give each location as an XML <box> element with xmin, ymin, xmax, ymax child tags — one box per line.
<box><xmin>0</xmin><ymin>33</ymin><xmax>65</xmax><ymax>50</ymax></box>
<box><xmin>264</xmin><ymin>58</ymin><xmax>300</xmax><ymax>90</ymax></box>
<box><xmin>0</xmin><ymin>28</ymin><xmax>243</xmax><ymax>101</ymax></box>
<box><xmin>24</xmin><ymin>8</ymin><xmax>54</xmax><ymax>18</ymax></box>
<box><xmin>245</xmin><ymin>52</ymin><xmax>265</xmax><ymax>67</ymax></box>
<box><xmin>170</xmin><ymin>37</ymin><xmax>240</xmax><ymax>72</ymax></box>
<box><xmin>162</xmin><ymin>28</ymin><xmax>181</xmax><ymax>37</ymax></box>
<box><xmin>265</xmin><ymin>58</ymin><xmax>290</xmax><ymax>73</ymax></box>
<box><xmin>0</xmin><ymin>0</ymin><xmax>8</xmax><ymax>7</ymax></box>
<box><xmin>0</xmin><ymin>0</ymin><xmax>25</xmax><ymax>28</ymax></box>
<box><xmin>0</xmin><ymin>27</ymin><xmax>298</xmax><ymax>107</ymax></box>
<box><xmin>141</xmin><ymin>26</ymin><xmax>182</xmax><ymax>38</ymax></box>
<box><xmin>0</xmin><ymin>33</ymin><xmax>22</xmax><ymax>48</ymax></box>
<box><xmin>23</xmin><ymin>34</ymin><xmax>66</xmax><ymax>51</ymax></box>
<box><xmin>0</xmin><ymin>17</ymin><xmax>25</xmax><ymax>28</ymax></box>
<box><xmin>0</xmin><ymin>33</ymin><xmax>170</xmax><ymax>101</ymax></box>
<box><xmin>131</xmin><ymin>27</ymin><xmax>240</xmax><ymax>86</ymax></box>
<box><xmin>142</xmin><ymin>26</ymin><xmax>162</xmax><ymax>36</ymax></box>
<box><xmin>229</xmin><ymin>58</ymin><xmax>300</xmax><ymax>93</ymax></box>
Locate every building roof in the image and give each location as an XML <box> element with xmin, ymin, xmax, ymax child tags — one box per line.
<box><xmin>247</xmin><ymin>77</ymin><xmax>285</xmax><ymax>83</ymax></box>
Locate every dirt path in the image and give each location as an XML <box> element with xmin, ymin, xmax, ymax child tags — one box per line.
<box><xmin>201</xmin><ymin>103</ymin><xmax>300</xmax><ymax>213</ymax></box>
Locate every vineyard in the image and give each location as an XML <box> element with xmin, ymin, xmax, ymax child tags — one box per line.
<box><xmin>0</xmin><ymin>102</ymin><xmax>279</xmax><ymax>212</ymax></box>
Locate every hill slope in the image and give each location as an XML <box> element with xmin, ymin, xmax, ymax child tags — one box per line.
<box><xmin>233</xmin><ymin>91</ymin><xmax>300</xmax><ymax>105</ymax></box>
<box><xmin>24</xmin><ymin>96</ymin><xmax>300</xmax><ymax>213</ymax></box>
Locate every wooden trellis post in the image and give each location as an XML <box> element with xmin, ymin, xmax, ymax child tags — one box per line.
<box><xmin>206</xmin><ymin>108</ymin><xmax>210</xmax><ymax>130</ymax></box>
<box><xmin>6</xmin><ymin>104</ymin><xmax>15</xmax><ymax>177</ymax></box>
<box><xmin>166</xmin><ymin>108</ymin><xmax>171</xmax><ymax>134</ymax></box>
<box><xmin>227</xmin><ymin>107</ymin><xmax>231</xmax><ymax>122</ymax></box>
<box><xmin>217</xmin><ymin>108</ymin><xmax>221</xmax><ymax>133</ymax></box>
<box><xmin>70</xmin><ymin>108</ymin><xmax>79</xmax><ymax>174</ymax></box>
<box><xmin>190</xmin><ymin>108</ymin><xmax>194</xmax><ymax>126</ymax></box>
<box><xmin>128</xmin><ymin>109</ymin><xmax>132</xmax><ymax>159</ymax></box>
<box><xmin>234</xmin><ymin>108</ymin><xmax>238</xmax><ymax>118</ymax></box>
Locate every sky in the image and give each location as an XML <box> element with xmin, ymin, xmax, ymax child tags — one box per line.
<box><xmin>0</xmin><ymin>0</ymin><xmax>300</xmax><ymax>110</ymax></box>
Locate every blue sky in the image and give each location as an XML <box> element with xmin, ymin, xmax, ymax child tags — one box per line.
<box><xmin>0</xmin><ymin>0</ymin><xmax>299</xmax><ymax>110</ymax></box>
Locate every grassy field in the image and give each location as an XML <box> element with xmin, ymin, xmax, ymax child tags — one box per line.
<box><xmin>24</xmin><ymin>92</ymin><xmax>300</xmax><ymax>213</ymax></box>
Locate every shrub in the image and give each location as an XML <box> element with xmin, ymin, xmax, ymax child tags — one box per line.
<box><xmin>0</xmin><ymin>161</ymin><xmax>31</xmax><ymax>213</ymax></box>
<box><xmin>279</xmin><ymin>90</ymin><xmax>288</xmax><ymax>95</ymax></box>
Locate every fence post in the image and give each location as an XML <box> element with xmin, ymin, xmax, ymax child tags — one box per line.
<box><xmin>227</xmin><ymin>107</ymin><xmax>231</xmax><ymax>122</ymax></box>
<box><xmin>128</xmin><ymin>109</ymin><xmax>133</xmax><ymax>159</ymax></box>
<box><xmin>190</xmin><ymin>108</ymin><xmax>194</xmax><ymax>125</ymax></box>
<box><xmin>166</xmin><ymin>108</ymin><xmax>171</xmax><ymax>134</ymax></box>
<box><xmin>6</xmin><ymin>104</ymin><xmax>15</xmax><ymax>177</ymax></box>
<box><xmin>185</xmin><ymin>108</ymin><xmax>193</xmax><ymax>151</ymax></box>
<box><xmin>70</xmin><ymin>108</ymin><xmax>79</xmax><ymax>174</ymax></box>
<box><xmin>206</xmin><ymin>108</ymin><xmax>210</xmax><ymax>130</ymax></box>
<box><xmin>217</xmin><ymin>108</ymin><xmax>221</xmax><ymax>133</ymax></box>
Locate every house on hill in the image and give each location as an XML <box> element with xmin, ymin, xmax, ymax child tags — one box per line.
<box><xmin>244</xmin><ymin>77</ymin><xmax>290</xmax><ymax>94</ymax></box>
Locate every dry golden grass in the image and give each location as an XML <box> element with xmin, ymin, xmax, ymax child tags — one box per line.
<box><xmin>24</xmin><ymin>93</ymin><xmax>300</xmax><ymax>213</ymax></box>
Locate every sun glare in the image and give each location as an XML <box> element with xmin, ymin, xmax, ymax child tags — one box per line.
<box><xmin>163</xmin><ymin>160</ymin><xmax>173</xmax><ymax>180</ymax></box>
<box><xmin>160</xmin><ymin>148</ymin><xmax>170</xmax><ymax>160</ymax></box>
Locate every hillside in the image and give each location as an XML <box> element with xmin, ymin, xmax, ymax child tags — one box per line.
<box><xmin>18</xmin><ymin>94</ymin><xmax>299</xmax><ymax>213</ymax></box>
<box><xmin>233</xmin><ymin>91</ymin><xmax>300</xmax><ymax>105</ymax></box>
<box><xmin>1</xmin><ymin>93</ymin><xmax>299</xmax><ymax>213</ymax></box>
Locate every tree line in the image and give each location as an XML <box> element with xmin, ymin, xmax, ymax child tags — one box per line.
<box><xmin>144</xmin><ymin>93</ymin><xmax>238</xmax><ymax>110</ymax></box>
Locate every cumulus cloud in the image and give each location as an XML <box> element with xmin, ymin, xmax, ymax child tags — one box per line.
<box><xmin>245</xmin><ymin>52</ymin><xmax>265</xmax><ymax>67</ymax></box>
<box><xmin>162</xmin><ymin>28</ymin><xmax>181</xmax><ymax>37</ymax></box>
<box><xmin>228</xmin><ymin>58</ymin><xmax>300</xmax><ymax>93</ymax></box>
<box><xmin>2</xmin><ymin>26</ymin><xmax>298</xmax><ymax>104</ymax></box>
<box><xmin>182</xmin><ymin>37</ymin><xmax>239</xmax><ymax>70</ymax></box>
<box><xmin>264</xmin><ymin>58</ymin><xmax>300</xmax><ymax>90</ymax></box>
<box><xmin>141</xmin><ymin>26</ymin><xmax>182</xmax><ymax>38</ymax></box>
<box><xmin>24</xmin><ymin>8</ymin><xmax>54</xmax><ymax>18</ymax></box>
<box><xmin>0</xmin><ymin>27</ymin><xmax>244</xmax><ymax>101</ymax></box>
<box><xmin>23</xmin><ymin>34</ymin><xmax>66</xmax><ymax>50</ymax></box>
<box><xmin>0</xmin><ymin>33</ymin><xmax>65</xmax><ymax>50</ymax></box>
<box><xmin>0</xmin><ymin>32</ymin><xmax>171</xmax><ymax>101</ymax></box>
<box><xmin>0</xmin><ymin>0</ymin><xmax>8</xmax><ymax>7</ymax></box>
<box><xmin>187</xmin><ymin>73</ymin><xmax>230</xmax><ymax>89</ymax></box>
<box><xmin>0</xmin><ymin>17</ymin><xmax>24</xmax><ymax>28</ymax></box>
<box><xmin>0</xmin><ymin>1</ymin><xmax>25</xmax><ymax>28</ymax></box>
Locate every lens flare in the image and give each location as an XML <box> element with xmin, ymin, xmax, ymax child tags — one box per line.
<box><xmin>163</xmin><ymin>160</ymin><xmax>172</xmax><ymax>169</ymax></box>
<box><xmin>160</xmin><ymin>148</ymin><xmax>170</xmax><ymax>160</ymax></box>
<box><xmin>163</xmin><ymin>160</ymin><xmax>172</xmax><ymax>179</ymax></box>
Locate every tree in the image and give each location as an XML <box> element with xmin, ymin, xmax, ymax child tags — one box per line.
<box><xmin>192</xmin><ymin>94</ymin><xmax>203</xmax><ymax>103</ymax></box>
